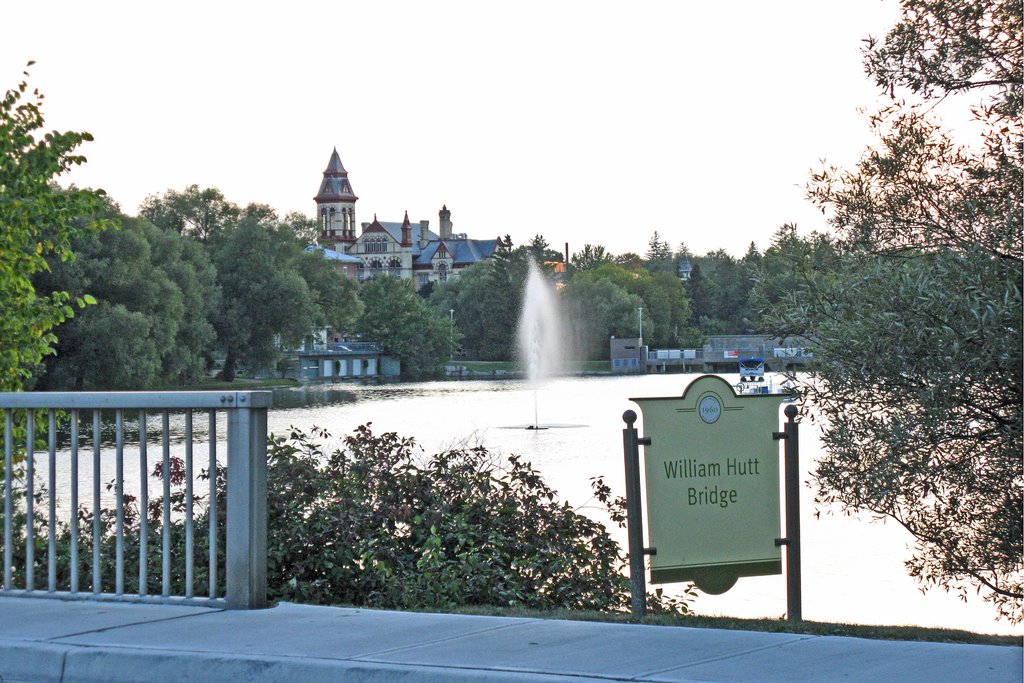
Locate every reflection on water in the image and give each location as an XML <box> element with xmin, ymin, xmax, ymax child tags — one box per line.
<box><xmin>268</xmin><ymin>387</ymin><xmax>358</xmax><ymax>410</ymax></box>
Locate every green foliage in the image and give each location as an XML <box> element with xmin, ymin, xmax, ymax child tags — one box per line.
<box><xmin>150</xmin><ymin>222</ymin><xmax>220</xmax><ymax>382</ymax></box>
<box><xmin>524</xmin><ymin>234</ymin><xmax>563</xmax><ymax>265</ymax></box>
<box><xmin>284</xmin><ymin>210</ymin><xmax>321</xmax><ymax>246</ymax></box>
<box><xmin>207</xmin><ymin>210</ymin><xmax>344</xmax><ymax>381</ymax></box>
<box><xmin>139</xmin><ymin>184</ymin><xmax>240</xmax><ymax>242</ymax></box>
<box><xmin>6</xmin><ymin>425</ymin><xmax>691</xmax><ymax>615</ymax></box>
<box><xmin>613</xmin><ymin>252</ymin><xmax>646</xmax><ymax>271</ymax></box>
<box><xmin>570</xmin><ymin>244</ymin><xmax>612</xmax><ymax>272</ymax></box>
<box><xmin>295</xmin><ymin>247</ymin><xmax>362</xmax><ymax>333</ymax></box>
<box><xmin>34</xmin><ymin>214</ymin><xmax>217</xmax><ymax>389</ymax></box>
<box><xmin>429</xmin><ymin>242</ymin><xmax>528</xmax><ymax>361</ymax></box>
<box><xmin>0</xmin><ymin>65</ymin><xmax>112</xmax><ymax>391</ymax></box>
<box><xmin>263</xmin><ymin>425</ymin><xmax>635</xmax><ymax>610</ymax></box>
<box><xmin>750</xmin><ymin>224</ymin><xmax>838</xmax><ymax>319</ymax></box>
<box><xmin>562</xmin><ymin>273</ymin><xmax>642</xmax><ymax>360</ymax></box>
<box><xmin>686</xmin><ymin>249</ymin><xmax>757</xmax><ymax>334</ymax></box>
<box><xmin>569</xmin><ymin>262</ymin><xmax>695</xmax><ymax>350</ymax></box>
<box><xmin>644</xmin><ymin>231</ymin><xmax>674</xmax><ymax>273</ymax></box>
<box><xmin>358</xmin><ymin>276</ymin><xmax>452</xmax><ymax>378</ymax></box>
<box><xmin>864</xmin><ymin>0</ymin><xmax>1021</xmax><ymax>119</ymax></box>
<box><xmin>766</xmin><ymin>0</ymin><xmax>1023</xmax><ymax>621</ymax></box>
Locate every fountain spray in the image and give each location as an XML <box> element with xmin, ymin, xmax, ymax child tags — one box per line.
<box><xmin>516</xmin><ymin>260</ymin><xmax>563</xmax><ymax>429</ymax></box>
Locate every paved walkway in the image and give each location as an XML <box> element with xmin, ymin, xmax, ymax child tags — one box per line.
<box><xmin>0</xmin><ymin>597</ymin><xmax>1020</xmax><ymax>682</ymax></box>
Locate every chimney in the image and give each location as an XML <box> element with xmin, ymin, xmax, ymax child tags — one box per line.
<box><xmin>439</xmin><ymin>205</ymin><xmax>452</xmax><ymax>240</ymax></box>
<box><xmin>419</xmin><ymin>220</ymin><xmax>430</xmax><ymax>249</ymax></box>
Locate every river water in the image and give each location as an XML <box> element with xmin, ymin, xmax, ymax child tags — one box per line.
<box><xmin>264</xmin><ymin>374</ymin><xmax>1019</xmax><ymax>636</ymax></box>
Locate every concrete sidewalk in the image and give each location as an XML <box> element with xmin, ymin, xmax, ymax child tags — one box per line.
<box><xmin>0</xmin><ymin>597</ymin><xmax>1020</xmax><ymax>682</ymax></box>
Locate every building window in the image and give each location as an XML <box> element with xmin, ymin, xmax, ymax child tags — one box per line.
<box><xmin>365</xmin><ymin>236</ymin><xmax>388</xmax><ymax>253</ymax></box>
<box><xmin>435</xmin><ymin>261</ymin><xmax>449</xmax><ymax>282</ymax></box>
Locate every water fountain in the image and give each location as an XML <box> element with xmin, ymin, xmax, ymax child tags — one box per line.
<box><xmin>516</xmin><ymin>260</ymin><xmax>564</xmax><ymax>429</ymax></box>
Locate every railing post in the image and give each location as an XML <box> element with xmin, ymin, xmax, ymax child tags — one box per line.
<box><xmin>226</xmin><ymin>392</ymin><xmax>268</xmax><ymax>609</ymax></box>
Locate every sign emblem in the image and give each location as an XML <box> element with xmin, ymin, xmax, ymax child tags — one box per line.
<box><xmin>698</xmin><ymin>394</ymin><xmax>721</xmax><ymax>424</ymax></box>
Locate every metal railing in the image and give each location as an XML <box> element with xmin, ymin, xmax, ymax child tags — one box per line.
<box><xmin>0</xmin><ymin>391</ymin><xmax>269</xmax><ymax>609</ymax></box>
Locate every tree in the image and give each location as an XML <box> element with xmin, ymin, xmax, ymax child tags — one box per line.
<box><xmin>570</xmin><ymin>244</ymin><xmax>611</xmax><ymax>272</ymax></box>
<box><xmin>750</xmin><ymin>224</ymin><xmax>838</xmax><ymax>324</ymax></box>
<box><xmin>283</xmin><ymin>211</ymin><xmax>320</xmax><ymax>246</ymax></box>
<box><xmin>613</xmin><ymin>252</ymin><xmax>645</xmax><ymax>271</ymax></box>
<box><xmin>523</xmin><ymin>234</ymin><xmax>563</xmax><ymax>266</ymax></box>
<box><xmin>644</xmin><ymin>231</ymin><xmax>674</xmax><ymax>273</ymax></box>
<box><xmin>34</xmin><ymin>213</ymin><xmax>210</xmax><ymax>389</ymax></box>
<box><xmin>562</xmin><ymin>273</ymin><xmax>642</xmax><ymax>360</ymax></box>
<box><xmin>579</xmin><ymin>262</ymin><xmax>695</xmax><ymax>349</ymax></box>
<box><xmin>0</xmin><ymin>66</ymin><xmax>111</xmax><ymax>391</ymax></box>
<box><xmin>208</xmin><ymin>212</ymin><xmax>320</xmax><ymax>381</ymax></box>
<box><xmin>295</xmin><ymin>247</ymin><xmax>362</xmax><ymax>334</ymax></box>
<box><xmin>357</xmin><ymin>276</ymin><xmax>453</xmax><ymax>378</ymax></box>
<box><xmin>430</xmin><ymin>240</ymin><xmax>530</xmax><ymax>361</ymax></box>
<box><xmin>768</xmin><ymin>0</ymin><xmax>1022</xmax><ymax>621</ymax></box>
<box><xmin>687</xmin><ymin>250</ymin><xmax>753</xmax><ymax>334</ymax></box>
<box><xmin>139</xmin><ymin>184</ymin><xmax>240</xmax><ymax>242</ymax></box>
<box><xmin>148</xmin><ymin>221</ymin><xmax>220</xmax><ymax>382</ymax></box>
<box><xmin>436</xmin><ymin>261</ymin><xmax>511</xmax><ymax>360</ymax></box>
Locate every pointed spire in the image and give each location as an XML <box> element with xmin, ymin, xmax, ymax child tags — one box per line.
<box><xmin>315</xmin><ymin>147</ymin><xmax>358</xmax><ymax>203</ymax></box>
<box><xmin>324</xmin><ymin>147</ymin><xmax>347</xmax><ymax>176</ymax></box>
<box><xmin>401</xmin><ymin>210</ymin><xmax>412</xmax><ymax>246</ymax></box>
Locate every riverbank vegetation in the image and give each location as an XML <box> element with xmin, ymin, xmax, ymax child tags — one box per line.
<box><xmin>0</xmin><ymin>425</ymin><xmax>691</xmax><ymax>615</ymax></box>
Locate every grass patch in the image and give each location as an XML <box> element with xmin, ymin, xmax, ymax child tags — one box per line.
<box><xmin>436</xmin><ymin>605</ymin><xmax>1022</xmax><ymax>647</ymax></box>
<box><xmin>567</xmin><ymin>360</ymin><xmax>613</xmax><ymax>373</ymax></box>
<box><xmin>450</xmin><ymin>360</ymin><xmax>520</xmax><ymax>373</ymax></box>
<box><xmin>448</xmin><ymin>360</ymin><xmax>612</xmax><ymax>375</ymax></box>
<box><xmin>150</xmin><ymin>377</ymin><xmax>300</xmax><ymax>391</ymax></box>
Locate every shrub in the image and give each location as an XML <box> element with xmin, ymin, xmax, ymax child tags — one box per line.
<box><xmin>6</xmin><ymin>424</ymin><xmax>692</xmax><ymax>614</ymax></box>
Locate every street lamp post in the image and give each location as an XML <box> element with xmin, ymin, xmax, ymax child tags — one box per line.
<box><xmin>638</xmin><ymin>307</ymin><xmax>643</xmax><ymax>343</ymax></box>
<box><xmin>449</xmin><ymin>309</ymin><xmax>455</xmax><ymax>355</ymax></box>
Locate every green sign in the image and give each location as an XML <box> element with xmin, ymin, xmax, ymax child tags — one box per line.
<box><xmin>631</xmin><ymin>375</ymin><xmax>786</xmax><ymax>594</ymax></box>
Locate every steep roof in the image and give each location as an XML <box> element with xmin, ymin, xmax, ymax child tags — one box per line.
<box><xmin>380</xmin><ymin>221</ymin><xmax>438</xmax><ymax>252</ymax></box>
<box><xmin>314</xmin><ymin>148</ymin><xmax>358</xmax><ymax>203</ymax></box>
<box><xmin>414</xmin><ymin>237</ymin><xmax>499</xmax><ymax>266</ymax></box>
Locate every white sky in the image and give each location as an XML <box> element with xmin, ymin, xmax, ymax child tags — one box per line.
<box><xmin>2</xmin><ymin>1</ymin><xmax>902</xmax><ymax>257</ymax></box>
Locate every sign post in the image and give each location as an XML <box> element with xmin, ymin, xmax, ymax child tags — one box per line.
<box><xmin>631</xmin><ymin>375</ymin><xmax>787</xmax><ymax>595</ymax></box>
<box><xmin>774</xmin><ymin>403</ymin><xmax>802</xmax><ymax>622</ymax></box>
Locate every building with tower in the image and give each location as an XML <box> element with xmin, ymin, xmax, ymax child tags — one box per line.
<box><xmin>314</xmin><ymin>148</ymin><xmax>499</xmax><ymax>288</ymax></box>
